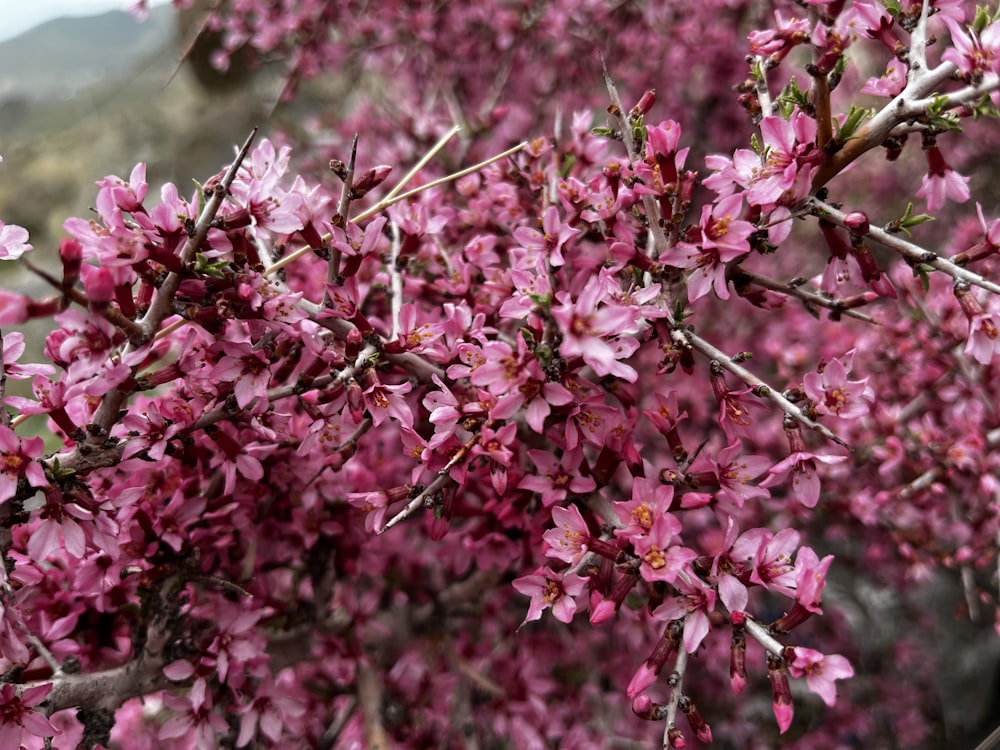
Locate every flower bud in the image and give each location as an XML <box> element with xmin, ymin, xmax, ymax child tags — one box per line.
<box><xmin>843</xmin><ymin>211</ymin><xmax>869</xmax><ymax>235</ymax></box>
<box><xmin>630</xmin><ymin>89</ymin><xmax>656</xmax><ymax>117</ymax></box>
<box><xmin>351</xmin><ymin>165</ymin><xmax>393</xmax><ymax>199</ymax></box>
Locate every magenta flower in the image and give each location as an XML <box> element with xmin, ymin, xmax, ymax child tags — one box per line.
<box><xmin>236</xmin><ymin>672</ymin><xmax>307</xmax><ymax>747</ymax></box>
<box><xmin>96</xmin><ymin>162</ymin><xmax>149</xmax><ymax>216</ymax></box>
<box><xmin>794</xmin><ymin>546</ymin><xmax>835</xmax><ymax>614</ymax></box>
<box><xmin>512</xmin><ymin>205</ymin><xmax>579</xmax><ymax>268</ymax></box>
<box><xmin>802</xmin><ymin>351</ymin><xmax>874</xmax><ymax>420</ymax></box>
<box><xmin>748</xmin><ymin>527</ymin><xmax>801</xmax><ymax>596</ymax></box>
<box><xmin>552</xmin><ymin>271</ymin><xmax>642</xmax><ymax>382</ymax></box>
<box><xmin>519</xmin><ymin>448</ymin><xmax>596</xmax><ymax>508</ymax></box>
<box><xmin>613</xmin><ymin>477</ymin><xmax>675</xmax><ymax>540</ymax></box>
<box><xmin>28</xmin><ymin>487</ymin><xmax>93</xmax><ymax>560</ymax></box>
<box><xmin>663</xmin><ymin>194</ymin><xmax>754</xmax><ymax>301</ymax></box>
<box><xmin>0</xmin><ymin>426</ymin><xmax>48</xmax><ymax>505</ymax></box>
<box><xmin>543</xmin><ymin>504</ymin><xmax>592</xmax><ymax>564</ymax></box>
<box><xmin>0</xmin><ymin>683</ymin><xmax>59</xmax><ymax>747</ymax></box>
<box><xmin>653</xmin><ymin>573</ymin><xmax>717</xmax><ymax>653</ymax></box>
<box><xmin>745</xmin><ymin>113</ymin><xmax>820</xmax><ymax>208</ymax></box>
<box><xmin>0</xmin><ymin>331</ymin><xmax>53</xmax><ymax>381</ymax></box>
<box><xmin>363</xmin><ymin>377</ymin><xmax>414</xmax><ymax>428</ymax></box>
<box><xmin>965</xmin><ymin>311</ymin><xmax>1000</xmax><ymax>364</ymax></box>
<box><xmin>942</xmin><ymin>16</ymin><xmax>1000</xmax><ymax>79</ymax></box>
<box><xmin>788</xmin><ymin>647</ymin><xmax>854</xmax><ymax>706</ymax></box>
<box><xmin>760</xmin><ymin>449</ymin><xmax>847</xmax><ymax>508</ymax></box>
<box><xmin>633</xmin><ymin>514</ymin><xmax>696</xmax><ymax>584</ymax></box>
<box><xmin>688</xmin><ymin>440</ymin><xmax>771</xmax><ymax>509</ymax></box>
<box><xmin>159</xmin><ymin>678</ymin><xmax>229</xmax><ymax>745</ymax></box>
<box><xmin>512</xmin><ymin>566</ymin><xmax>588</xmax><ymax>625</ymax></box>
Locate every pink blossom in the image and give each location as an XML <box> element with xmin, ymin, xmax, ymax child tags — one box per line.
<box><xmin>653</xmin><ymin>574</ymin><xmax>718</xmax><ymax>653</ymax></box>
<box><xmin>511</xmin><ymin>205</ymin><xmax>579</xmax><ymax>268</ymax></box>
<box><xmin>0</xmin><ymin>683</ymin><xmax>58</xmax><ymax>746</ymax></box>
<box><xmin>802</xmin><ymin>351</ymin><xmax>874</xmax><ymax>420</ymax></box>
<box><xmin>916</xmin><ymin>146</ymin><xmax>970</xmax><ymax>212</ymax></box>
<box><xmin>519</xmin><ymin>448</ymin><xmax>596</xmax><ymax>508</ymax></box>
<box><xmin>633</xmin><ymin>514</ymin><xmax>696</xmax><ymax>585</ymax></box>
<box><xmin>543</xmin><ymin>504</ymin><xmax>592</xmax><ymax>564</ymax></box>
<box><xmin>788</xmin><ymin>647</ymin><xmax>854</xmax><ymax>706</ymax></box>
<box><xmin>0</xmin><ymin>426</ymin><xmax>48</xmax><ymax>504</ymax></box>
<box><xmin>512</xmin><ymin>566</ymin><xmax>588</xmax><ymax>625</ymax></box>
<box><xmin>0</xmin><ymin>221</ymin><xmax>31</xmax><ymax>260</ymax></box>
<box><xmin>760</xmin><ymin>449</ymin><xmax>847</xmax><ymax>508</ymax></box>
<box><xmin>942</xmin><ymin>16</ymin><xmax>1000</xmax><ymax>79</ymax></box>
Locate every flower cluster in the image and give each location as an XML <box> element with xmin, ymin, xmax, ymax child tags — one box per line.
<box><xmin>0</xmin><ymin>1</ymin><xmax>997</xmax><ymax>747</ymax></box>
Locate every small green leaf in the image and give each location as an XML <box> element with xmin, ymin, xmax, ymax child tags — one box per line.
<box><xmin>914</xmin><ymin>263</ymin><xmax>932</xmax><ymax>291</ymax></box>
<box><xmin>194</xmin><ymin>253</ymin><xmax>231</xmax><ymax>278</ymax></box>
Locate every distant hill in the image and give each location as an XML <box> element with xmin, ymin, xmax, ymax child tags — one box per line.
<box><xmin>0</xmin><ymin>7</ymin><xmax>174</xmax><ymax>101</ymax></box>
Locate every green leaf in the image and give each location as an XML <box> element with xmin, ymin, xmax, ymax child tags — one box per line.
<box><xmin>194</xmin><ymin>253</ymin><xmax>231</xmax><ymax>279</ymax></box>
<box><xmin>833</xmin><ymin>105</ymin><xmax>873</xmax><ymax>142</ymax></box>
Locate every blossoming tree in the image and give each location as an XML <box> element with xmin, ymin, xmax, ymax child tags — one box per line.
<box><xmin>0</xmin><ymin>0</ymin><xmax>999</xmax><ymax>747</ymax></box>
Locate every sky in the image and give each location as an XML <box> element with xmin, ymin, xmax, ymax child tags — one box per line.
<box><xmin>0</xmin><ymin>0</ymin><xmax>172</xmax><ymax>43</ymax></box>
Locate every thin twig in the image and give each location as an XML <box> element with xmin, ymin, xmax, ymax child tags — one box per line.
<box><xmin>0</xmin><ymin>330</ymin><xmax>7</xmax><ymax>429</ymax></box>
<box><xmin>663</xmin><ymin>631</ymin><xmax>688</xmax><ymax>748</ymax></box>
<box><xmin>737</xmin><ymin>268</ymin><xmax>879</xmax><ymax>323</ymax></box>
<box><xmin>811</xmin><ymin>198</ymin><xmax>1000</xmax><ymax>296</ymax></box>
<box><xmin>682</xmin><ymin>328</ymin><xmax>848</xmax><ymax>448</ymax></box>
<box><xmin>742</xmin><ymin>613</ymin><xmax>785</xmax><ymax>658</ymax></box>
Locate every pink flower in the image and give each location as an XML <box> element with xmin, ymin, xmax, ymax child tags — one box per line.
<box><xmin>0</xmin><ymin>683</ymin><xmax>59</xmax><ymax>747</ymax></box>
<box><xmin>28</xmin><ymin>487</ymin><xmax>93</xmax><ymax>560</ymax></box>
<box><xmin>916</xmin><ymin>146</ymin><xmax>970</xmax><ymax>212</ymax></box>
<box><xmin>688</xmin><ymin>440</ymin><xmax>771</xmax><ymax>509</ymax></box>
<box><xmin>788</xmin><ymin>647</ymin><xmax>854</xmax><ymax>706</ymax></box>
<box><xmin>760</xmin><ymin>449</ymin><xmax>847</xmax><ymax>508</ymax></box>
<box><xmin>551</xmin><ymin>271</ymin><xmax>641</xmax><ymax>382</ymax></box>
<box><xmin>802</xmin><ymin>351</ymin><xmax>874</xmax><ymax>420</ymax></box>
<box><xmin>160</xmin><ymin>678</ymin><xmax>229</xmax><ymax>745</ymax></box>
<box><xmin>614</xmin><ymin>477</ymin><xmax>675</xmax><ymax>540</ymax></box>
<box><xmin>652</xmin><ymin>574</ymin><xmax>718</xmax><ymax>653</ymax></box>
<box><xmin>942</xmin><ymin>16</ymin><xmax>1000</xmax><ymax>79</ymax></box>
<box><xmin>0</xmin><ymin>426</ymin><xmax>48</xmax><ymax>505</ymax></box>
<box><xmin>965</xmin><ymin>311</ymin><xmax>1000</xmax><ymax>364</ymax></box>
<box><xmin>512</xmin><ymin>566</ymin><xmax>588</xmax><ymax>625</ymax></box>
<box><xmin>633</xmin><ymin>514</ymin><xmax>696</xmax><ymax>584</ymax></box>
<box><xmin>663</xmin><ymin>194</ymin><xmax>754</xmax><ymax>301</ymax></box>
<box><xmin>363</xmin><ymin>375</ymin><xmax>414</xmax><ymax>428</ymax></box>
<box><xmin>543</xmin><ymin>504</ymin><xmax>592</xmax><ymax>564</ymax></box>
<box><xmin>748</xmin><ymin>527</ymin><xmax>801</xmax><ymax>596</ymax></box>
<box><xmin>512</xmin><ymin>205</ymin><xmax>579</xmax><ymax>268</ymax></box>
<box><xmin>519</xmin><ymin>448</ymin><xmax>596</xmax><ymax>508</ymax></box>
<box><xmin>236</xmin><ymin>671</ymin><xmax>307</xmax><ymax>746</ymax></box>
<box><xmin>96</xmin><ymin>162</ymin><xmax>149</xmax><ymax>216</ymax></box>
<box><xmin>0</xmin><ymin>221</ymin><xmax>31</xmax><ymax>260</ymax></box>
<box><xmin>794</xmin><ymin>546</ymin><xmax>834</xmax><ymax>614</ymax></box>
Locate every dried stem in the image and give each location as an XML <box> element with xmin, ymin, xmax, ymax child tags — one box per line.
<box><xmin>356</xmin><ymin>661</ymin><xmax>390</xmax><ymax>750</ymax></box>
